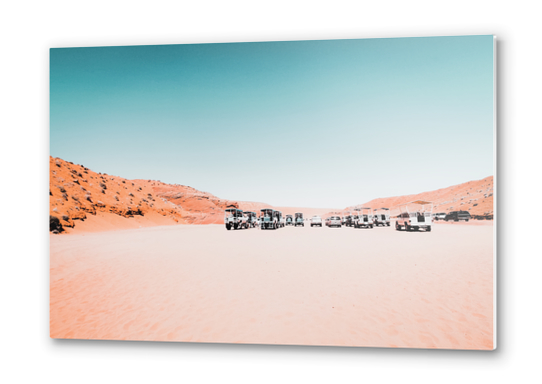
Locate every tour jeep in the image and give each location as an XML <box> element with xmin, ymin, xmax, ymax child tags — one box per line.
<box><xmin>260</xmin><ymin>208</ymin><xmax>278</xmax><ymax>229</ymax></box>
<box><xmin>244</xmin><ymin>211</ymin><xmax>258</xmax><ymax>228</ymax></box>
<box><xmin>373</xmin><ymin>208</ymin><xmax>391</xmax><ymax>227</ymax></box>
<box><xmin>224</xmin><ymin>208</ymin><xmax>247</xmax><ymax>230</ymax></box>
<box><xmin>357</xmin><ymin>207</ymin><xmax>374</xmax><ymax>228</ymax></box>
<box><xmin>285</xmin><ymin>214</ymin><xmax>294</xmax><ymax>226</ymax></box>
<box><xmin>279</xmin><ymin>212</ymin><xmax>286</xmax><ymax>228</ymax></box>
<box><xmin>294</xmin><ymin>212</ymin><xmax>304</xmax><ymax>227</ymax></box>
<box><xmin>395</xmin><ymin>200</ymin><xmax>433</xmax><ymax>232</ymax></box>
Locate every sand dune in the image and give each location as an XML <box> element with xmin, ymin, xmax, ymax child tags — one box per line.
<box><xmin>50</xmin><ymin>222</ymin><xmax>494</xmax><ymax>349</ymax></box>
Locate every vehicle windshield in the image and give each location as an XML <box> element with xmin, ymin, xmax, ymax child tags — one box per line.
<box><xmin>225</xmin><ymin>209</ymin><xmax>242</xmax><ymax>217</ymax></box>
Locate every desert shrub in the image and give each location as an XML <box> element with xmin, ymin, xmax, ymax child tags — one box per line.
<box><xmin>50</xmin><ymin>215</ymin><xmax>63</xmax><ymax>232</ymax></box>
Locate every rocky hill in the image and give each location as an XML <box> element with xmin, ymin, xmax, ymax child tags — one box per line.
<box><xmin>49</xmin><ymin>157</ymin><xmax>241</xmax><ymax>232</ymax></box>
<box><xmin>340</xmin><ymin>176</ymin><xmax>494</xmax><ymax>218</ymax></box>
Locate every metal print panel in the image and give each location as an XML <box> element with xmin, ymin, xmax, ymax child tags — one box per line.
<box><xmin>50</xmin><ymin>35</ymin><xmax>496</xmax><ymax>349</ymax></box>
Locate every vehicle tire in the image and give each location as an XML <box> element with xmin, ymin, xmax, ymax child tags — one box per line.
<box><xmin>395</xmin><ymin>221</ymin><xmax>400</xmax><ymax>230</ymax></box>
<box><xmin>406</xmin><ymin>224</ymin><xmax>411</xmax><ymax>232</ymax></box>
<box><xmin>234</xmin><ymin>223</ymin><xmax>238</xmax><ymax>230</ymax></box>
<box><xmin>226</xmin><ymin>224</ymin><xmax>231</xmax><ymax>230</ymax></box>
<box><xmin>370</xmin><ymin>224</ymin><xmax>373</xmax><ymax>228</ymax></box>
<box><xmin>427</xmin><ymin>226</ymin><xmax>432</xmax><ymax>232</ymax></box>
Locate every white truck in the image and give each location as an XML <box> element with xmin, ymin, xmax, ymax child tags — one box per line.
<box><xmin>373</xmin><ymin>208</ymin><xmax>391</xmax><ymax>226</ymax></box>
<box><xmin>310</xmin><ymin>215</ymin><xmax>322</xmax><ymax>227</ymax></box>
<box><xmin>354</xmin><ymin>207</ymin><xmax>374</xmax><ymax>228</ymax></box>
<box><xmin>395</xmin><ymin>201</ymin><xmax>433</xmax><ymax>232</ymax></box>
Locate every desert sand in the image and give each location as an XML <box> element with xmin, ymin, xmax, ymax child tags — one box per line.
<box><xmin>50</xmin><ymin>221</ymin><xmax>494</xmax><ymax>349</ymax></box>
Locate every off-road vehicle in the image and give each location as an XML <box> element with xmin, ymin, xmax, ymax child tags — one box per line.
<box><xmin>373</xmin><ymin>208</ymin><xmax>391</xmax><ymax>226</ymax></box>
<box><xmin>354</xmin><ymin>207</ymin><xmax>374</xmax><ymax>228</ymax></box>
<box><xmin>328</xmin><ymin>216</ymin><xmax>342</xmax><ymax>228</ymax></box>
<box><xmin>244</xmin><ymin>211</ymin><xmax>258</xmax><ymax>228</ymax></box>
<box><xmin>444</xmin><ymin>211</ymin><xmax>471</xmax><ymax>222</ymax></box>
<box><xmin>285</xmin><ymin>214</ymin><xmax>294</xmax><ymax>226</ymax></box>
<box><xmin>259</xmin><ymin>208</ymin><xmax>278</xmax><ymax>229</ymax></box>
<box><xmin>294</xmin><ymin>212</ymin><xmax>304</xmax><ymax>227</ymax></box>
<box><xmin>310</xmin><ymin>215</ymin><xmax>322</xmax><ymax>227</ymax></box>
<box><xmin>395</xmin><ymin>200</ymin><xmax>433</xmax><ymax>232</ymax></box>
<box><xmin>224</xmin><ymin>208</ymin><xmax>247</xmax><ymax>230</ymax></box>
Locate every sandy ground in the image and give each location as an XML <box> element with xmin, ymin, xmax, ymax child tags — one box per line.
<box><xmin>50</xmin><ymin>221</ymin><xmax>494</xmax><ymax>349</ymax></box>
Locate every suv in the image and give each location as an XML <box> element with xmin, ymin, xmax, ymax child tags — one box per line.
<box><xmin>395</xmin><ymin>201</ymin><xmax>433</xmax><ymax>232</ymax></box>
<box><xmin>433</xmin><ymin>212</ymin><xmax>446</xmax><ymax>221</ymax></box>
<box><xmin>311</xmin><ymin>215</ymin><xmax>322</xmax><ymax>227</ymax></box>
<box><xmin>328</xmin><ymin>216</ymin><xmax>342</xmax><ymax>228</ymax></box>
<box><xmin>445</xmin><ymin>211</ymin><xmax>471</xmax><ymax>222</ymax></box>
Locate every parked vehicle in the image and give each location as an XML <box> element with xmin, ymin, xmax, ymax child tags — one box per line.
<box><xmin>433</xmin><ymin>212</ymin><xmax>446</xmax><ymax>221</ymax></box>
<box><xmin>311</xmin><ymin>215</ymin><xmax>323</xmax><ymax>227</ymax></box>
<box><xmin>260</xmin><ymin>208</ymin><xmax>278</xmax><ymax>229</ymax></box>
<box><xmin>373</xmin><ymin>208</ymin><xmax>391</xmax><ymax>226</ymax></box>
<box><xmin>328</xmin><ymin>216</ymin><xmax>342</xmax><ymax>228</ymax></box>
<box><xmin>343</xmin><ymin>212</ymin><xmax>353</xmax><ymax>227</ymax></box>
<box><xmin>354</xmin><ymin>207</ymin><xmax>374</xmax><ymax>228</ymax></box>
<box><xmin>279</xmin><ymin>212</ymin><xmax>286</xmax><ymax>228</ymax></box>
<box><xmin>224</xmin><ymin>208</ymin><xmax>247</xmax><ymax>230</ymax></box>
<box><xmin>285</xmin><ymin>214</ymin><xmax>294</xmax><ymax>226</ymax></box>
<box><xmin>445</xmin><ymin>211</ymin><xmax>471</xmax><ymax>222</ymax></box>
<box><xmin>294</xmin><ymin>212</ymin><xmax>304</xmax><ymax>227</ymax></box>
<box><xmin>244</xmin><ymin>211</ymin><xmax>258</xmax><ymax>228</ymax></box>
<box><xmin>395</xmin><ymin>201</ymin><xmax>433</xmax><ymax>232</ymax></box>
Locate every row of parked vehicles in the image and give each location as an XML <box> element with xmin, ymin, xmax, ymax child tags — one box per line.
<box><xmin>225</xmin><ymin>202</ymin><xmax>475</xmax><ymax>232</ymax></box>
<box><xmin>316</xmin><ymin>207</ymin><xmax>391</xmax><ymax>229</ymax></box>
<box><xmin>224</xmin><ymin>208</ymin><xmax>306</xmax><ymax>230</ymax></box>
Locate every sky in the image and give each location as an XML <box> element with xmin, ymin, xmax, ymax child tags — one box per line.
<box><xmin>50</xmin><ymin>35</ymin><xmax>494</xmax><ymax>208</ymax></box>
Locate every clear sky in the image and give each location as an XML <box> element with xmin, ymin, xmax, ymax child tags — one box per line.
<box><xmin>50</xmin><ymin>35</ymin><xmax>494</xmax><ymax>208</ymax></box>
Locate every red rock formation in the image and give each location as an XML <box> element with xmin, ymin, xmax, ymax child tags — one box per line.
<box><xmin>336</xmin><ymin>176</ymin><xmax>494</xmax><ymax>218</ymax></box>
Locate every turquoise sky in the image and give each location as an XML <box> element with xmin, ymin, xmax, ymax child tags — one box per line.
<box><xmin>50</xmin><ymin>36</ymin><xmax>494</xmax><ymax>208</ymax></box>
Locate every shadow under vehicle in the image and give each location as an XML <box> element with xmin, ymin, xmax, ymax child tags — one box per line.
<box><xmin>373</xmin><ymin>208</ymin><xmax>391</xmax><ymax>227</ymax></box>
<box><xmin>444</xmin><ymin>210</ymin><xmax>472</xmax><ymax>222</ymax></box>
<box><xmin>259</xmin><ymin>208</ymin><xmax>279</xmax><ymax>230</ymax></box>
<box><xmin>224</xmin><ymin>208</ymin><xmax>247</xmax><ymax>230</ymax></box>
<box><xmin>285</xmin><ymin>214</ymin><xmax>294</xmax><ymax>226</ymax></box>
<box><xmin>294</xmin><ymin>212</ymin><xmax>304</xmax><ymax>227</ymax></box>
<box><xmin>354</xmin><ymin>207</ymin><xmax>374</xmax><ymax>228</ymax></box>
<box><xmin>244</xmin><ymin>211</ymin><xmax>258</xmax><ymax>228</ymax></box>
<box><xmin>395</xmin><ymin>200</ymin><xmax>433</xmax><ymax>232</ymax></box>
